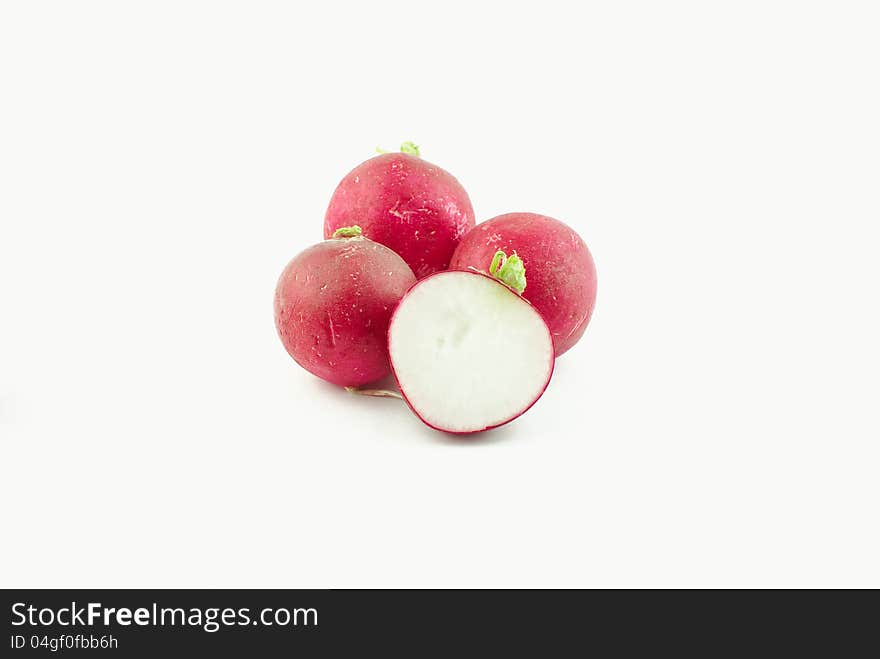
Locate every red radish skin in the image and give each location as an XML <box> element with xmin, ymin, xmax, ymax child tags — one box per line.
<box><xmin>274</xmin><ymin>231</ymin><xmax>416</xmax><ymax>386</ymax></box>
<box><xmin>388</xmin><ymin>270</ymin><xmax>555</xmax><ymax>435</ymax></box>
<box><xmin>450</xmin><ymin>213</ymin><xmax>597</xmax><ymax>356</ymax></box>
<box><xmin>324</xmin><ymin>152</ymin><xmax>475</xmax><ymax>279</ymax></box>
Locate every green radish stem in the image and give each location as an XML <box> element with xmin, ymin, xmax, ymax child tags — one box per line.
<box><xmin>399</xmin><ymin>141</ymin><xmax>420</xmax><ymax>156</ymax></box>
<box><xmin>489</xmin><ymin>250</ymin><xmax>527</xmax><ymax>294</ymax></box>
<box><xmin>332</xmin><ymin>225</ymin><xmax>363</xmax><ymax>239</ymax></box>
<box><xmin>375</xmin><ymin>141</ymin><xmax>421</xmax><ymax>157</ymax></box>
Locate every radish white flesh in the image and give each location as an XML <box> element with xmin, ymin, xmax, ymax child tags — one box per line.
<box><xmin>388</xmin><ymin>271</ymin><xmax>554</xmax><ymax>434</ymax></box>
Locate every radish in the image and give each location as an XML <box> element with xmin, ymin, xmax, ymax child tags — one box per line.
<box><xmin>388</xmin><ymin>253</ymin><xmax>554</xmax><ymax>434</ymax></box>
<box><xmin>324</xmin><ymin>142</ymin><xmax>475</xmax><ymax>279</ymax></box>
<box><xmin>274</xmin><ymin>226</ymin><xmax>416</xmax><ymax>387</ymax></box>
<box><xmin>450</xmin><ymin>212</ymin><xmax>597</xmax><ymax>356</ymax></box>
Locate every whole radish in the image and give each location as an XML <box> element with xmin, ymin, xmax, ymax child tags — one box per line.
<box><xmin>274</xmin><ymin>226</ymin><xmax>416</xmax><ymax>386</ymax></box>
<box><xmin>450</xmin><ymin>213</ymin><xmax>597</xmax><ymax>357</ymax></box>
<box><xmin>324</xmin><ymin>142</ymin><xmax>475</xmax><ymax>279</ymax></box>
<box><xmin>388</xmin><ymin>252</ymin><xmax>554</xmax><ymax>434</ymax></box>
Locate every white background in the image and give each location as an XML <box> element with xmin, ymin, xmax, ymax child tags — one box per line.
<box><xmin>1</xmin><ymin>1</ymin><xmax>878</xmax><ymax>588</ymax></box>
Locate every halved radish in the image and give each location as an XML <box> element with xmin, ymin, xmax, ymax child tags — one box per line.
<box><xmin>388</xmin><ymin>265</ymin><xmax>554</xmax><ymax>434</ymax></box>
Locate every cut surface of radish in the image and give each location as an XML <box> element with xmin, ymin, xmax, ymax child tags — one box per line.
<box><xmin>388</xmin><ymin>271</ymin><xmax>554</xmax><ymax>434</ymax></box>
